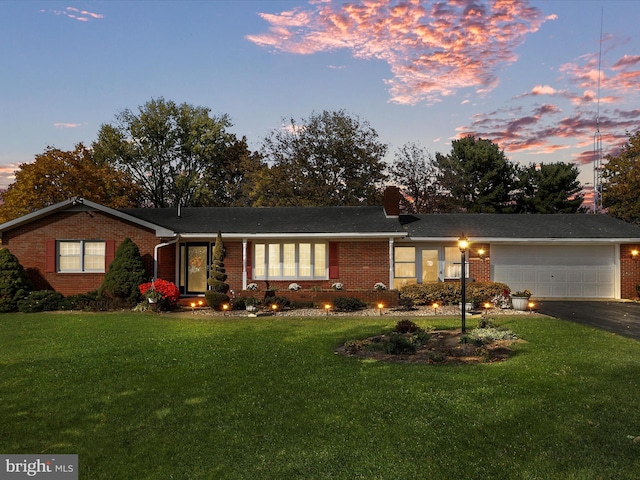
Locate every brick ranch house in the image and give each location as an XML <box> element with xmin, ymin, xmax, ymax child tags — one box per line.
<box><xmin>0</xmin><ymin>187</ymin><xmax>639</xmax><ymax>303</ymax></box>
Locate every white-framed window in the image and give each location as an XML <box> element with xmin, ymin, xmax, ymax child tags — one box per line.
<box><xmin>394</xmin><ymin>246</ymin><xmax>416</xmax><ymax>289</ymax></box>
<box><xmin>253</xmin><ymin>242</ymin><xmax>327</xmax><ymax>279</ymax></box>
<box><xmin>58</xmin><ymin>240</ymin><xmax>106</xmax><ymax>273</ymax></box>
<box><xmin>444</xmin><ymin>246</ymin><xmax>466</xmax><ymax>279</ymax></box>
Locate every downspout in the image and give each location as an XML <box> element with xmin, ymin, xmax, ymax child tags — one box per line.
<box><xmin>242</xmin><ymin>238</ymin><xmax>248</xmax><ymax>290</ymax></box>
<box><xmin>389</xmin><ymin>237</ymin><xmax>394</xmax><ymax>290</ymax></box>
<box><xmin>154</xmin><ymin>235</ymin><xmax>181</xmax><ymax>280</ymax></box>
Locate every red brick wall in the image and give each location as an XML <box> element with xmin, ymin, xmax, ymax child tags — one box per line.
<box><xmin>621</xmin><ymin>244</ymin><xmax>640</xmax><ymax>299</ymax></box>
<box><xmin>2</xmin><ymin>211</ymin><xmax>162</xmax><ymax>296</ymax></box>
<box><xmin>241</xmin><ymin>240</ymin><xmax>390</xmax><ymax>293</ymax></box>
<box><xmin>469</xmin><ymin>243</ymin><xmax>490</xmax><ymax>282</ymax></box>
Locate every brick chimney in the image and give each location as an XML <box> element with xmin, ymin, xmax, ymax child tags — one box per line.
<box><xmin>383</xmin><ymin>186</ymin><xmax>400</xmax><ymax>217</ymax></box>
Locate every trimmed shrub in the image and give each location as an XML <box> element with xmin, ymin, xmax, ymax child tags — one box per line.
<box><xmin>383</xmin><ymin>333</ymin><xmax>417</xmax><ymax>354</ymax></box>
<box><xmin>0</xmin><ymin>248</ymin><xmax>33</xmax><ymax>312</ymax></box>
<box><xmin>208</xmin><ymin>231</ymin><xmax>230</xmax><ymax>295</ymax></box>
<box><xmin>333</xmin><ymin>296</ymin><xmax>367</xmax><ymax>312</ymax></box>
<box><xmin>98</xmin><ymin>238</ymin><xmax>147</xmax><ymax>304</ymax></box>
<box><xmin>61</xmin><ymin>291</ymin><xmax>100</xmax><ymax>311</ymax></box>
<box><xmin>205</xmin><ymin>291</ymin><xmax>230</xmax><ymax>310</ymax></box>
<box><xmin>394</xmin><ymin>319</ymin><xmax>420</xmax><ymax>334</ymax></box>
<box><xmin>467</xmin><ymin>282</ymin><xmax>512</xmax><ymax>306</ymax></box>
<box><xmin>399</xmin><ymin>281</ymin><xmax>511</xmax><ymax>306</ymax></box>
<box><xmin>267</xmin><ymin>296</ymin><xmax>291</xmax><ymax>310</ymax></box>
<box><xmin>17</xmin><ymin>290</ymin><xmax>64</xmax><ymax>313</ymax></box>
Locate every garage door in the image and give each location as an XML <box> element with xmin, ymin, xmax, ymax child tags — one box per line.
<box><xmin>492</xmin><ymin>245</ymin><xmax>616</xmax><ymax>299</ymax></box>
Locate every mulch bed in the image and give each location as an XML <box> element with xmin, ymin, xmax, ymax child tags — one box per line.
<box><xmin>335</xmin><ymin>329</ymin><xmax>520</xmax><ymax>365</ymax></box>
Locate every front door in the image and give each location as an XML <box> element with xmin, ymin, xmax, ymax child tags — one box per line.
<box><xmin>421</xmin><ymin>249</ymin><xmax>439</xmax><ymax>283</ymax></box>
<box><xmin>185</xmin><ymin>243</ymin><xmax>209</xmax><ymax>294</ymax></box>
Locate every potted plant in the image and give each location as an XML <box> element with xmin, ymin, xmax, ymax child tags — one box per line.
<box><xmin>245</xmin><ymin>296</ymin><xmax>259</xmax><ymax>313</ymax></box>
<box><xmin>511</xmin><ymin>290</ymin><xmax>531</xmax><ymax>311</ymax></box>
<box><xmin>147</xmin><ymin>289</ymin><xmax>162</xmax><ymax>302</ymax></box>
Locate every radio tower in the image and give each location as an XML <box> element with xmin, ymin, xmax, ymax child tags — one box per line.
<box><xmin>593</xmin><ymin>10</ymin><xmax>604</xmax><ymax>213</ymax></box>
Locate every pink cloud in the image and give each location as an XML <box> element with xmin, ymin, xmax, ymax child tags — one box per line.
<box><xmin>53</xmin><ymin>122</ymin><xmax>83</xmax><ymax>128</ymax></box>
<box><xmin>247</xmin><ymin>0</ymin><xmax>554</xmax><ymax>104</ymax></box>
<box><xmin>460</xmin><ymin>29</ymin><xmax>640</xmax><ymax>164</ymax></box>
<box><xmin>50</xmin><ymin>7</ymin><xmax>103</xmax><ymax>22</ymax></box>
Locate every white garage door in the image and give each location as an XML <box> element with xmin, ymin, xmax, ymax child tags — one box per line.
<box><xmin>492</xmin><ymin>245</ymin><xmax>616</xmax><ymax>299</ymax></box>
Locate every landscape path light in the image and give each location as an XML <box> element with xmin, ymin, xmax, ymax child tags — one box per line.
<box><xmin>458</xmin><ymin>235</ymin><xmax>469</xmax><ymax>333</ymax></box>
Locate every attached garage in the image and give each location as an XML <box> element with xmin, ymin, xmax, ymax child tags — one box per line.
<box><xmin>492</xmin><ymin>244</ymin><xmax>617</xmax><ymax>299</ymax></box>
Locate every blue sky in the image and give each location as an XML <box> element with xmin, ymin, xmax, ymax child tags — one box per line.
<box><xmin>2</xmin><ymin>1</ymin><xmax>639</xmax><ymax>192</ymax></box>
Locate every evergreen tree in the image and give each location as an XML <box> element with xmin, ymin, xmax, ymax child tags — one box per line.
<box><xmin>98</xmin><ymin>238</ymin><xmax>148</xmax><ymax>304</ymax></box>
<box><xmin>514</xmin><ymin>162</ymin><xmax>583</xmax><ymax>213</ymax></box>
<box><xmin>434</xmin><ymin>135</ymin><xmax>517</xmax><ymax>212</ymax></box>
<box><xmin>0</xmin><ymin>248</ymin><xmax>33</xmax><ymax>312</ymax></box>
<box><xmin>206</xmin><ymin>231</ymin><xmax>230</xmax><ymax>309</ymax></box>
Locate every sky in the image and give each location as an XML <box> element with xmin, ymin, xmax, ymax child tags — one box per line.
<box><xmin>2</xmin><ymin>0</ymin><xmax>639</xmax><ymax>193</ymax></box>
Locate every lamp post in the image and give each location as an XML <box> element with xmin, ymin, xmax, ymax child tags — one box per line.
<box><xmin>458</xmin><ymin>235</ymin><xmax>469</xmax><ymax>333</ymax></box>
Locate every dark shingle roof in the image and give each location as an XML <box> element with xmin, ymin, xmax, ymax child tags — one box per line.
<box><xmin>400</xmin><ymin>214</ymin><xmax>640</xmax><ymax>239</ymax></box>
<box><xmin>121</xmin><ymin>206</ymin><xmax>405</xmax><ymax>235</ymax></box>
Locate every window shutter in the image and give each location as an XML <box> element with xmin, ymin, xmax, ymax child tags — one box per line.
<box><xmin>246</xmin><ymin>241</ymin><xmax>252</xmax><ymax>279</ymax></box>
<box><xmin>105</xmin><ymin>240</ymin><xmax>116</xmax><ymax>271</ymax></box>
<box><xmin>45</xmin><ymin>240</ymin><xmax>56</xmax><ymax>273</ymax></box>
<box><xmin>328</xmin><ymin>242</ymin><xmax>339</xmax><ymax>279</ymax></box>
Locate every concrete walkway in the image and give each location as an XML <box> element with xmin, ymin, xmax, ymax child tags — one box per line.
<box><xmin>536</xmin><ymin>300</ymin><xmax>640</xmax><ymax>340</ymax></box>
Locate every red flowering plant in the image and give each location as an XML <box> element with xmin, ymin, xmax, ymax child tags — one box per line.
<box><xmin>139</xmin><ymin>279</ymin><xmax>181</xmax><ymax>310</ymax></box>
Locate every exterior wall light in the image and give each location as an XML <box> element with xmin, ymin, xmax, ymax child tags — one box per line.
<box><xmin>477</xmin><ymin>248</ymin><xmax>486</xmax><ymax>259</ymax></box>
<box><xmin>631</xmin><ymin>249</ymin><xmax>639</xmax><ymax>259</ymax></box>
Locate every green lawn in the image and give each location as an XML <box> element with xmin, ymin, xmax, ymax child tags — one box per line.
<box><xmin>1</xmin><ymin>312</ymin><xmax>638</xmax><ymax>479</ymax></box>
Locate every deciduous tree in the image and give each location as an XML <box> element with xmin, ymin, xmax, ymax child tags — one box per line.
<box><xmin>602</xmin><ymin>130</ymin><xmax>640</xmax><ymax>224</ymax></box>
<box><xmin>389</xmin><ymin>143</ymin><xmax>455</xmax><ymax>213</ymax></box>
<box><xmin>92</xmin><ymin>97</ymin><xmax>237</xmax><ymax>208</ymax></box>
<box><xmin>0</xmin><ymin>143</ymin><xmax>142</xmax><ymax>223</ymax></box>
<box><xmin>253</xmin><ymin>110</ymin><xmax>388</xmax><ymax>206</ymax></box>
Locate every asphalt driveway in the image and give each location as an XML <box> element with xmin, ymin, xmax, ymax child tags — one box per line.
<box><xmin>536</xmin><ymin>300</ymin><xmax>640</xmax><ymax>340</ymax></box>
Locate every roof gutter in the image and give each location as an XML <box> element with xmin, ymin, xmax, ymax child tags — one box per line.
<box><xmin>404</xmin><ymin>237</ymin><xmax>640</xmax><ymax>244</ymax></box>
<box><xmin>175</xmin><ymin>232</ymin><xmax>408</xmax><ymax>240</ymax></box>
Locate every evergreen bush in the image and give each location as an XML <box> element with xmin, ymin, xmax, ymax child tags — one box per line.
<box><xmin>17</xmin><ymin>290</ymin><xmax>64</xmax><ymax>313</ymax></box>
<box><xmin>0</xmin><ymin>248</ymin><xmax>33</xmax><ymax>312</ymax></box>
<box><xmin>399</xmin><ymin>281</ymin><xmax>511</xmax><ymax>306</ymax></box>
<box><xmin>98</xmin><ymin>238</ymin><xmax>147</xmax><ymax>304</ymax></box>
<box><xmin>204</xmin><ymin>291</ymin><xmax>230</xmax><ymax>310</ymax></box>
<box><xmin>333</xmin><ymin>296</ymin><xmax>367</xmax><ymax>312</ymax></box>
<box><xmin>207</xmin><ymin>231</ymin><xmax>230</xmax><ymax>305</ymax></box>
